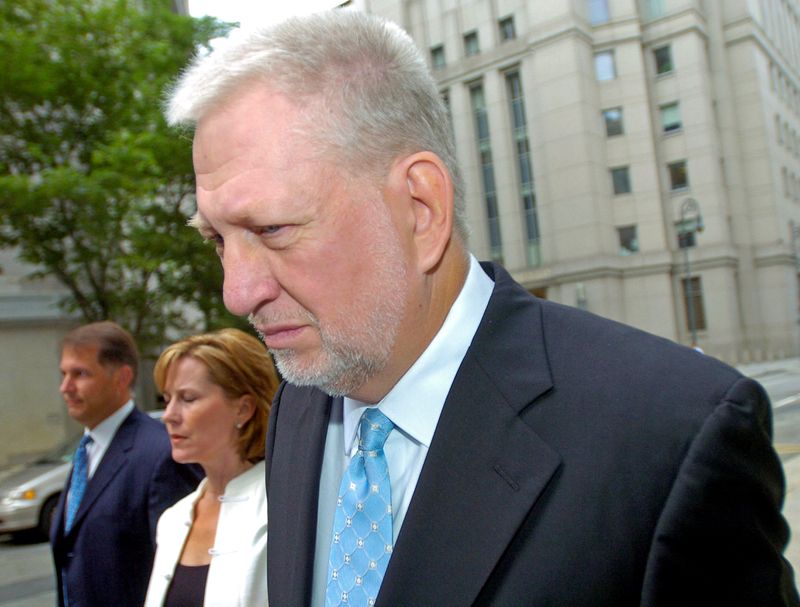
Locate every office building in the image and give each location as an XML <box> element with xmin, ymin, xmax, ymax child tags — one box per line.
<box><xmin>366</xmin><ymin>0</ymin><xmax>800</xmax><ymax>362</ymax></box>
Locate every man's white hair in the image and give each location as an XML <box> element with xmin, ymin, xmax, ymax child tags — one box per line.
<box><xmin>166</xmin><ymin>9</ymin><xmax>468</xmax><ymax>241</ymax></box>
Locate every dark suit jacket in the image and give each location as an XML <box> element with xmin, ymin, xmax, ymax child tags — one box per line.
<box><xmin>50</xmin><ymin>407</ymin><xmax>201</xmax><ymax>607</ymax></box>
<box><xmin>266</xmin><ymin>262</ymin><xmax>799</xmax><ymax>606</ymax></box>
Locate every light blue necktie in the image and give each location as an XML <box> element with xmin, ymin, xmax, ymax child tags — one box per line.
<box><xmin>326</xmin><ymin>408</ymin><xmax>394</xmax><ymax>607</ymax></box>
<box><xmin>65</xmin><ymin>434</ymin><xmax>92</xmax><ymax>532</ymax></box>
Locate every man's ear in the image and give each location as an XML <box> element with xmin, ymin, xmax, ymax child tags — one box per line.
<box><xmin>116</xmin><ymin>365</ymin><xmax>134</xmax><ymax>392</ymax></box>
<box><xmin>390</xmin><ymin>151</ymin><xmax>455</xmax><ymax>274</ymax></box>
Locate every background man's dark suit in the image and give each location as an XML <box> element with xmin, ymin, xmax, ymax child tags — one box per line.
<box><xmin>266</xmin><ymin>263</ymin><xmax>799</xmax><ymax>606</ymax></box>
<box><xmin>50</xmin><ymin>407</ymin><xmax>200</xmax><ymax>607</ymax></box>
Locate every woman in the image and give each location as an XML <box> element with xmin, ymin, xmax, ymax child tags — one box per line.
<box><xmin>144</xmin><ymin>328</ymin><xmax>279</xmax><ymax>607</ymax></box>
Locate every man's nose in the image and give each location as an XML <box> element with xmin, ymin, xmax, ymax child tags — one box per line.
<box><xmin>59</xmin><ymin>375</ymin><xmax>72</xmax><ymax>394</ymax></box>
<box><xmin>221</xmin><ymin>239</ymin><xmax>281</xmax><ymax>316</ymax></box>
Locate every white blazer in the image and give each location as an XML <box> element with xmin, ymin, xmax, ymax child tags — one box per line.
<box><xmin>144</xmin><ymin>461</ymin><xmax>268</xmax><ymax>607</ymax></box>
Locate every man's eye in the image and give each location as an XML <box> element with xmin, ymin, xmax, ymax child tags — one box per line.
<box><xmin>259</xmin><ymin>225</ymin><xmax>282</xmax><ymax>236</ymax></box>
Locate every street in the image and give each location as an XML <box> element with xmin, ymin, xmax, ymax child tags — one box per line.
<box><xmin>3</xmin><ymin>359</ymin><xmax>800</xmax><ymax>605</ymax></box>
<box><xmin>0</xmin><ymin>534</ymin><xmax>55</xmax><ymax>606</ymax></box>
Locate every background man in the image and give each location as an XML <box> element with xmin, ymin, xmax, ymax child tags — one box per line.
<box><xmin>50</xmin><ymin>321</ymin><xmax>201</xmax><ymax>607</ymax></box>
<box><xmin>168</xmin><ymin>10</ymin><xmax>799</xmax><ymax>606</ymax></box>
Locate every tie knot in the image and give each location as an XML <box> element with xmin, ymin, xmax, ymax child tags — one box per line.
<box><xmin>358</xmin><ymin>408</ymin><xmax>394</xmax><ymax>452</ymax></box>
<box><xmin>78</xmin><ymin>434</ymin><xmax>93</xmax><ymax>450</ymax></box>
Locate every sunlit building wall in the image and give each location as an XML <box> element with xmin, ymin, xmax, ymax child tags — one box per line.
<box><xmin>364</xmin><ymin>0</ymin><xmax>800</xmax><ymax>363</ymax></box>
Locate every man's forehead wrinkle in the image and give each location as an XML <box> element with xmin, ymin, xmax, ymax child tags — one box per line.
<box><xmin>193</xmin><ymin>142</ymin><xmax>257</xmax><ymax>188</ymax></box>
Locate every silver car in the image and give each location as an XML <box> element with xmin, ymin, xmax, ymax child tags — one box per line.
<box><xmin>0</xmin><ymin>437</ymin><xmax>74</xmax><ymax>540</ymax></box>
<box><xmin>0</xmin><ymin>410</ymin><xmax>165</xmax><ymax>540</ymax></box>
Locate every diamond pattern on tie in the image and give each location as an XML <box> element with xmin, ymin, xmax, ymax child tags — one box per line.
<box><xmin>327</xmin><ymin>408</ymin><xmax>394</xmax><ymax>607</ymax></box>
<box><xmin>65</xmin><ymin>434</ymin><xmax>92</xmax><ymax>532</ymax></box>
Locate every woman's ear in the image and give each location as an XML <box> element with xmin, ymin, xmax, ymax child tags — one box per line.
<box><xmin>236</xmin><ymin>395</ymin><xmax>256</xmax><ymax>424</ymax></box>
<box><xmin>389</xmin><ymin>151</ymin><xmax>455</xmax><ymax>273</ymax></box>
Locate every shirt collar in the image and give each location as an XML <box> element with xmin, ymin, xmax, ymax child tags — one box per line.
<box><xmin>343</xmin><ymin>255</ymin><xmax>493</xmax><ymax>452</ymax></box>
<box><xmin>86</xmin><ymin>400</ymin><xmax>134</xmax><ymax>450</ymax></box>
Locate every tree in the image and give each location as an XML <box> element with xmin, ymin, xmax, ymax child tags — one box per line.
<box><xmin>0</xmin><ymin>0</ymin><xmax>246</xmax><ymax>355</ymax></box>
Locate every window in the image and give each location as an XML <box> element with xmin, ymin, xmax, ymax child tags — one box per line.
<box><xmin>602</xmin><ymin>107</ymin><xmax>624</xmax><ymax>136</ymax></box>
<box><xmin>611</xmin><ymin>166</ymin><xmax>631</xmax><ymax>194</ymax></box>
<box><xmin>643</xmin><ymin>0</ymin><xmax>665</xmax><ymax>19</ymax></box>
<box><xmin>588</xmin><ymin>0</ymin><xmax>610</xmax><ymax>24</ymax></box>
<box><xmin>783</xmin><ymin>166</ymin><xmax>789</xmax><ymax>198</ymax></box>
<box><xmin>441</xmin><ymin>90</ymin><xmax>454</xmax><ymax>139</ymax></box>
<box><xmin>464</xmin><ymin>31</ymin><xmax>480</xmax><ymax>56</ymax></box>
<box><xmin>654</xmin><ymin>45</ymin><xmax>673</xmax><ymax>74</ymax></box>
<box><xmin>617</xmin><ymin>225</ymin><xmax>639</xmax><ymax>255</ymax></box>
<box><xmin>594</xmin><ymin>50</ymin><xmax>616</xmax><ymax>80</ymax></box>
<box><xmin>681</xmin><ymin>276</ymin><xmax>707</xmax><ymax>332</ymax></box>
<box><xmin>506</xmin><ymin>70</ymin><xmax>541</xmax><ymax>267</ymax></box>
<box><xmin>660</xmin><ymin>102</ymin><xmax>681</xmax><ymax>133</ymax></box>
<box><xmin>676</xmin><ymin>225</ymin><xmax>696</xmax><ymax>248</ymax></box>
<box><xmin>430</xmin><ymin>45</ymin><xmax>445</xmax><ymax>69</ymax></box>
<box><xmin>777</xmin><ymin>114</ymin><xmax>783</xmax><ymax>145</ymax></box>
<box><xmin>675</xmin><ymin>212</ymin><xmax>702</xmax><ymax>248</ymax></box>
<box><xmin>668</xmin><ymin>160</ymin><xmax>688</xmax><ymax>191</ymax></box>
<box><xmin>470</xmin><ymin>84</ymin><xmax>503</xmax><ymax>262</ymax></box>
<box><xmin>499</xmin><ymin>16</ymin><xmax>516</xmax><ymax>41</ymax></box>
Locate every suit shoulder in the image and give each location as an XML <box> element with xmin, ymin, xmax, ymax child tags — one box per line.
<box><xmin>481</xmin><ymin>276</ymin><xmax>745</xmax><ymax>420</ymax></box>
<box><xmin>274</xmin><ymin>381</ymin><xmax>330</xmax><ymax>412</ymax></box>
<box><xmin>539</xmin><ymin>298</ymin><xmax>740</xmax><ymax>385</ymax></box>
<box><xmin>124</xmin><ymin>409</ymin><xmax>173</xmax><ymax>455</ymax></box>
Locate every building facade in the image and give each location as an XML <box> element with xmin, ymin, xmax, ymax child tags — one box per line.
<box><xmin>364</xmin><ymin>0</ymin><xmax>800</xmax><ymax>363</ymax></box>
<box><xmin>0</xmin><ymin>250</ymin><xmax>79</xmax><ymax>467</ymax></box>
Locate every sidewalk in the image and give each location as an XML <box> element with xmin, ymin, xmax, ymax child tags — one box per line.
<box><xmin>737</xmin><ymin>357</ymin><xmax>800</xmax><ymax>382</ymax></box>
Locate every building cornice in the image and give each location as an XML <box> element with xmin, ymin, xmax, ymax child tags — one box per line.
<box><xmin>507</xmin><ymin>243</ymin><xmax>741</xmax><ymax>290</ymax></box>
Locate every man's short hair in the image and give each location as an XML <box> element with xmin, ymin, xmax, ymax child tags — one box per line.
<box><xmin>61</xmin><ymin>321</ymin><xmax>139</xmax><ymax>383</ymax></box>
<box><xmin>166</xmin><ymin>9</ymin><xmax>468</xmax><ymax>241</ymax></box>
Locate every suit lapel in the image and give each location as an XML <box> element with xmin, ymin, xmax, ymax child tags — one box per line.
<box><xmin>377</xmin><ymin>263</ymin><xmax>562</xmax><ymax>606</ymax></box>
<box><xmin>267</xmin><ymin>388</ymin><xmax>333</xmax><ymax>606</ymax></box>
<box><xmin>66</xmin><ymin>409</ymin><xmax>137</xmax><ymax>535</ymax></box>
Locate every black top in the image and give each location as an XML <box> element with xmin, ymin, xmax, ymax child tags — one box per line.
<box><xmin>164</xmin><ymin>563</ymin><xmax>210</xmax><ymax>607</ymax></box>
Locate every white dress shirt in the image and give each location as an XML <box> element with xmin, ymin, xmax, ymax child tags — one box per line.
<box><xmin>311</xmin><ymin>255</ymin><xmax>494</xmax><ymax>605</ymax></box>
<box><xmin>85</xmin><ymin>400</ymin><xmax>134</xmax><ymax>478</ymax></box>
<box><xmin>66</xmin><ymin>400</ymin><xmax>134</xmax><ymax>513</ymax></box>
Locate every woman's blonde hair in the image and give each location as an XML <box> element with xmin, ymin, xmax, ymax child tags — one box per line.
<box><xmin>154</xmin><ymin>328</ymin><xmax>279</xmax><ymax>463</ymax></box>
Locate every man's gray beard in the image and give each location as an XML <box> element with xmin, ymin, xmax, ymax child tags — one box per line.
<box><xmin>251</xmin><ymin>311</ymin><xmax>399</xmax><ymax>397</ymax></box>
<box><xmin>249</xmin><ymin>191</ymin><xmax>408</xmax><ymax>397</ymax></box>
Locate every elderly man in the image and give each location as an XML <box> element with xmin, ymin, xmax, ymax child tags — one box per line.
<box><xmin>167</xmin><ymin>10</ymin><xmax>798</xmax><ymax>607</ymax></box>
<box><xmin>51</xmin><ymin>321</ymin><xmax>201</xmax><ymax>607</ymax></box>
